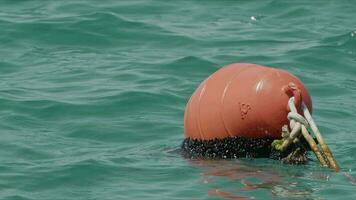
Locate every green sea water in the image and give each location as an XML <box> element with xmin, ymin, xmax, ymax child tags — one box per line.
<box><xmin>1</xmin><ymin>0</ymin><xmax>356</xmax><ymax>199</ymax></box>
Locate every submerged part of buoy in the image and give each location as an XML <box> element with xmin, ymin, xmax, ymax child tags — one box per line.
<box><xmin>184</xmin><ymin>63</ymin><xmax>312</xmax><ymax>140</ymax></box>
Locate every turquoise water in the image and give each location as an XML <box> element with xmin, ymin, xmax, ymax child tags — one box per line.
<box><xmin>1</xmin><ymin>0</ymin><xmax>356</xmax><ymax>199</ymax></box>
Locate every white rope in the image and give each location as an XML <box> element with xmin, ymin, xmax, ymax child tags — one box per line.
<box><xmin>301</xmin><ymin>102</ymin><xmax>323</xmax><ymax>145</ymax></box>
<box><xmin>287</xmin><ymin>112</ymin><xmax>308</xmax><ymax>127</ymax></box>
<box><xmin>276</xmin><ymin>97</ymin><xmax>306</xmax><ymax>151</ymax></box>
<box><xmin>275</xmin><ymin>97</ymin><xmax>340</xmax><ymax>170</ymax></box>
<box><xmin>301</xmin><ymin>102</ymin><xmax>340</xmax><ymax>170</ymax></box>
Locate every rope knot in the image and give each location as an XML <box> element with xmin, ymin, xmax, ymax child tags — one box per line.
<box><xmin>283</xmin><ymin>82</ymin><xmax>302</xmax><ymax>111</ymax></box>
<box><xmin>272</xmin><ymin>97</ymin><xmax>340</xmax><ymax>171</ymax></box>
<box><xmin>287</xmin><ymin>112</ymin><xmax>309</xmax><ymax>128</ymax></box>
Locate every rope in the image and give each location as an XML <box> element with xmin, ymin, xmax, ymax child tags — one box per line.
<box><xmin>301</xmin><ymin>102</ymin><xmax>340</xmax><ymax>170</ymax></box>
<box><xmin>287</xmin><ymin>112</ymin><xmax>308</xmax><ymax>127</ymax></box>
<box><xmin>272</xmin><ymin>97</ymin><xmax>340</xmax><ymax>171</ymax></box>
<box><xmin>272</xmin><ymin>97</ymin><xmax>303</xmax><ymax>151</ymax></box>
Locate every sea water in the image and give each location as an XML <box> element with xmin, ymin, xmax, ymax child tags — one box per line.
<box><xmin>1</xmin><ymin>1</ymin><xmax>356</xmax><ymax>199</ymax></box>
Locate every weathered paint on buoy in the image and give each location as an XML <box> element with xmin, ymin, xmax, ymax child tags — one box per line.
<box><xmin>184</xmin><ymin>63</ymin><xmax>312</xmax><ymax>140</ymax></box>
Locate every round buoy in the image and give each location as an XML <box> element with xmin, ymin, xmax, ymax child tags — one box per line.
<box><xmin>184</xmin><ymin>63</ymin><xmax>312</xmax><ymax>140</ymax></box>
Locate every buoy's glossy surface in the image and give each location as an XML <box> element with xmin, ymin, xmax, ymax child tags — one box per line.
<box><xmin>184</xmin><ymin>63</ymin><xmax>312</xmax><ymax>140</ymax></box>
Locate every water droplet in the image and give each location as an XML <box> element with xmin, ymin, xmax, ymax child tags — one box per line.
<box><xmin>250</xmin><ymin>16</ymin><xmax>257</xmax><ymax>21</ymax></box>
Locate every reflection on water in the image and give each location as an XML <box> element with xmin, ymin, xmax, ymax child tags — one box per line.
<box><xmin>191</xmin><ymin>159</ymin><xmax>329</xmax><ymax>200</ymax></box>
<box><xmin>344</xmin><ymin>171</ymin><xmax>356</xmax><ymax>185</ymax></box>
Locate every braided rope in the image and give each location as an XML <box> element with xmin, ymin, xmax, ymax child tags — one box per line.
<box><xmin>272</xmin><ymin>97</ymin><xmax>340</xmax><ymax>171</ymax></box>
<box><xmin>272</xmin><ymin>97</ymin><xmax>304</xmax><ymax>151</ymax></box>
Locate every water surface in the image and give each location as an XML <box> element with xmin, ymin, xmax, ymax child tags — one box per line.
<box><xmin>1</xmin><ymin>0</ymin><xmax>356</xmax><ymax>199</ymax></box>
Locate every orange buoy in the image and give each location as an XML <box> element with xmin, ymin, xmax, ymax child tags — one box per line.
<box><xmin>184</xmin><ymin>63</ymin><xmax>312</xmax><ymax>140</ymax></box>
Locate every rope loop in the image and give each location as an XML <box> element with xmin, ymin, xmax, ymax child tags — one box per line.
<box><xmin>287</xmin><ymin>112</ymin><xmax>309</xmax><ymax>128</ymax></box>
<box><xmin>273</xmin><ymin>97</ymin><xmax>340</xmax><ymax>171</ymax></box>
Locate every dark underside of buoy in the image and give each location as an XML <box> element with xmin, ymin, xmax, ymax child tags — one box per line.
<box><xmin>181</xmin><ymin>136</ymin><xmax>312</xmax><ymax>165</ymax></box>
